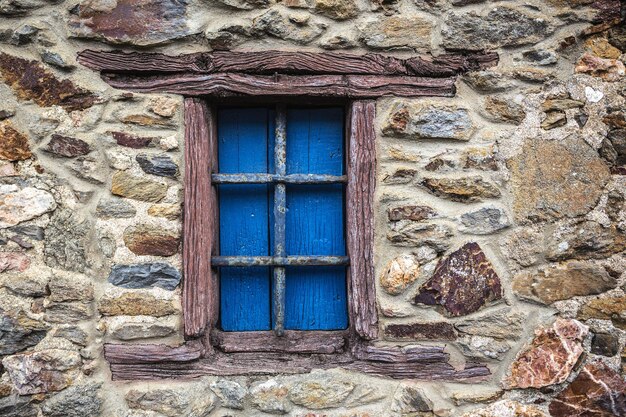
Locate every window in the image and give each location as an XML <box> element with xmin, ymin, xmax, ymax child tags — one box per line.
<box><xmin>214</xmin><ymin>106</ymin><xmax>349</xmax><ymax>333</ymax></box>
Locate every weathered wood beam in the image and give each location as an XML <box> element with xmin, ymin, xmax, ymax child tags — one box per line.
<box><xmin>211</xmin><ymin>330</ymin><xmax>347</xmax><ymax>354</ymax></box>
<box><xmin>347</xmin><ymin>101</ymin><xmax>379</xmax><ymax>340</ymax></box>
<box><xmin>352</xmin><ymin>344</ymin><xmax>449</xmax><ymax>363</ymax></box>
<box><xmin>99</xmin><ymin>72</ymin><xmax>456</xmax><ymax>98</ymax></box>
<box><xmin>104</xmin><ymin>341</ymin><xmax>205</xmax><ymax>364</ymax></box>
<box><xmin>77</xmin><ymin>49</ymin><xmax>498</xmax><ymax>77</ymax></box>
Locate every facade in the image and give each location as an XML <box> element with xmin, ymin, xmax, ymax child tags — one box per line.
<box><xmin>0</xmin><ymin>0</ymin><xmax>625</xmax><ymax>416</ymax></box>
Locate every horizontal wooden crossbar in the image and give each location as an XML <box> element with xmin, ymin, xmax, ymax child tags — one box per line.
<box><xmin>211</xmin><ymin>256</ymin><xmax>350</xmax><ymax>267</ymax></box>
<box><xmin>212</xmin><ymin>173</ymin><xmax>347</xmax><ymax>184</ymax></box>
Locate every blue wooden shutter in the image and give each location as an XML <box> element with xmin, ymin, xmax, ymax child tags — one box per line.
<box><xmin>217</xmin><ymin>106</ymin><xmax>347</xmax><ymax>332</ymax></box>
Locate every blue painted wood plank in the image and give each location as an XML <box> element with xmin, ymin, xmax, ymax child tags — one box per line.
<box><xmin>218</xmin><ymin>108</ymin><xmax>271</xmax><ymax>331</ymax></box>
<box><xmin>284</xmin><ymin>108</ymin><xmax>348</xmax><ymax>330</ymax></box>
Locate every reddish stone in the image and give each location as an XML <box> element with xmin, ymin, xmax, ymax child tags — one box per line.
<box><xmin>388</xmin><ymin>205</ymin><xmax>437</xmax><ymax>222</ymax></box>
<box><xmin>123</xmin><ymin>224</ymin><xmax>180</xmax><ymax>257</ymax></box>
<box><xmin>385</xmin><ymin>322</ymin><xmax>456</xmax><ymax>340</ymax></box>
<box><xmin>69</xmin><ymin>0</ymin><xmax>190</xmax><ymax>46</ymax></box>
<box><xmin>0</xmin><ymin>53</ymin><xmax>97</xmax><ymax>112</ymax></box>
<box><xmin>0</xmin><ymin>121</ymin><xmax>31</xmax><ymax>161</ymax></box>
<box><xmin>549</xmin><ymin>361</ymin><xmax>626</xmax><ymax>417</ymax></box>
<box><xmin>506</xmin><ymin>318</ymin><xmax>588</xmax><ymax>389</ymax></box>
<box><xmin>413</xmin><ymin>242</ymin><xmax>502</xmax><ymax>316</ymax></box>
<box><xmin>111</xmin><ymin>132</ymin><xmax>154</xmax><ymax>148</ymax></box>
<box><xmin>44</xmin><ymin>134</ymin><xmax>91</xmax><ymax>157</ymax></box>
<box><xmin>0</xmin><ymin>252</ymin><xmax>30</xmax><ymax>272</ymax></box>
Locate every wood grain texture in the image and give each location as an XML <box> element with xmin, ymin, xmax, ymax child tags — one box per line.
<box><xmin>78</xmin><ymin>49</ymin><xmax>498</xmax><ymax>77</ymax></box>
<box><xmin>99</xmin><ymin>72</ymin><xmax>456</xmax><ymax>98</ymax></box>
<box><xmin>352</xmin><ymin>343</ymin><xmax>448</xmax><ymax>363</ymax></box>
<box><xmin>105</xmin><ymin>340</ymin><xmax>205</xmax><ymax>364</ymax></box>
<box><xmin>347</xmin><ymin>101</ymin><xmax>378</xmax><ymax>340</ymax></box>
<box><xmin>212</xmin><ymin>330</ymin><xmax>346</xmax><ymax>354</ymax></box>
<box><xmin>183</xmin><ymin>98</ymin><xmax>215</xmax><ymax>339</ymax></box>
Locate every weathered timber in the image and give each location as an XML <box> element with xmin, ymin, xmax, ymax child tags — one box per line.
<box><xmin>352</xmin><ymin>344</ymin><xmax>449</xmax><ymax>363</ymax></box>
<box><xmin>99</xmin><ymin>72</ymin><xmax>456</xmax><ymax>98</ymax></box>
<box><xmin>183</xmin><ymin>98</ymin><xmax>214</xmax><ymax>338</ymax></box>
<box><xmin>211</xmin><ymin>173</ymin><xmax>347</xmax><ymax>184</ymax></box>
<box><xmin>347</xmin><ymin>361</ymin><xmax>491</xmax><ymax>381</ymax></box>
<box><xmin>347</xmin><ymin>101</ymin><xmax>378</xmax><ymax>340</ymax></box>
<box><xmin>211</xmin><ymin>256</ymin><xmax>350</xmax><ymax>267</ymax></box>
<box><xmin>105</xmin><ymin>341</ymin><xmax>205</xmax><ymax>364</ymax></box>
<box><xmin>212</xmin><ymin>330</ymin><xmax>347</xmax><ymax>354</ymax></box>
<box><xmin>77</xmin><ymin>49</ymin><xmax>498</xmax><ymax>77</ymax></box>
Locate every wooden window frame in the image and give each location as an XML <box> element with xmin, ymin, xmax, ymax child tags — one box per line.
<box><xmin>80</xmin><ymin>49</ymin><xmax>497</xmax><ymax>381</ymax></box>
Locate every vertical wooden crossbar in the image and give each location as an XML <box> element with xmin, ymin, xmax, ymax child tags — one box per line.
<box><xmin>347</xmin><ymin>101</ymin><xmax>378</xmax><ymax>340</ymax></box>
<box><xmin>273</xmin><ymin>105</ymin><xmax>287</xmax><ymax>336</ymax></box>
<box><xmin>183</xmin><ymin>98</ymin><xmax>214</xmax><ymax>339</ymax></box>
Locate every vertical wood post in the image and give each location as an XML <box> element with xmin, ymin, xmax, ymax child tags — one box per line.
<box><xmin>347</xmin><ymin>100</ymin><xmax>379</xmax><ymax>340</ymax></box>
<box><xmin>183</xmin><ymin>98</ymin><xmax>216</xmax><ymax>339</ymax></box>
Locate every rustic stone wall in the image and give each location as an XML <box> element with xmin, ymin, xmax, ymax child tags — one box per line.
<box><xmin>0</xmin><ymin>0</ymin><xmax>625</xmax><ymax>415</ymax></box>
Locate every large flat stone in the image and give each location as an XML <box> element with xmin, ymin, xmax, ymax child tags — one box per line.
<box><xmin>0</xmin><ymin>184</ymin><xmax>56</xmax><ymax>228</ymax></box>
<box><xmin>358</xmin><ymin>16</ymin><xmax>432</xmax><ymax>50</ymax></box>
<box><xmin>577</xmin><ymin>295</ymin><xmax>626</xmax><ymax>330</ymax></box>
<box><xmin>123</xmin><ymin>224</ymin><xmax>180</xmax><ymax>257</ymax></box>
<box><xmin>421</xmin><ymin>176</ymin><xmax>501</xmax><ymax>203</ymax></box>
<box><xmin>506</xmin><ymin>318</ymin><xmax>588</xmax><ymax>389</ymax></box>
<box><xmin>414</xmin><ymin>242</ymin><xmax>502</xmax><ymax>317</ymax></box>
<box><xmin>460</xmin><ymin>400</ymin><xmax>548</xmax><ymax>417</ymax></box>
<box><xmin>98</xmin><ymin>289</ymin><xmax>178</xmax><ymax>317</ymax></box>
<box><xmin>108</xmin><ymin>263</ymin><xmax>181</xmax><ymax>290</ymax></box>
<box><xmin>0</xmin><ymin>309</ymin><xmax>48</xmax><ymax>355</ymax></box>
<box><xmin>42</xmin><ymin>382</ymin><xmax>103</xmax><ymax>417</ymax></box>
<box><xmin>44</xmin><ymin>209</ymin><xmax>90</xmax><ymax>273</ymax></box>
<box><xmin>0</xmin><ymin>121</ymin><xmax>31</xmax><ymax>161</ymax></box>
<box><xmin>69</xmin><ymin>0</ymin><xmax>191</xmax><ymax>46</ymax></box>
<box><xmin>111</xmin><ymin>171</ymin><xmax>168</xmax><ymax>203</ymax></box>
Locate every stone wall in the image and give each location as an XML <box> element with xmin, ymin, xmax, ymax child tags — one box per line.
<box><xmin>0</xmin><ymin>0</ymin><xmax>625</xmax><ymax>415</ymax></box>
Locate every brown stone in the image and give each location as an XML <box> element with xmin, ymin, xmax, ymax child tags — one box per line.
<box><xmin>111</xmin><ymin>171</ymin><xmax>168</xmax><ymax>203</ymax></box>
<box><xmin>577</xmin><ymin>295</ymin><xmax>626</xmax><ymax>330</ymax></box>
<box><xmin>44</xmin><ymin>134</ymin><xmax>91</xmax><ymax>158</ymax></box>
<box><xmin>462</xmin><ymin>147</ymin><xmax>498</xmax><ymax>171</ymax></box>
<box><xmin>147</xmin><ymin>204</ymin><xmax>181</xmax><ymax>220</ymax></box>
<box><xmin>122</xmin><ymin>114</ymin><xmax>173</xmax><ymax>127</ymax></box>
<box><xmin>549</xmin><ymin>361</ymin><xmax>626</xmax><ymax>417</ymax></box>
<box><xmin>513</xmin><ymin>261</ymin><xmax>618</xmax><ymax>304</ymax></box>
<box><xmin>387</xmin><ymin>222</ymin><xmax>453</xmax><ymax>253</ymax></box>
<box><xmin>0</xmin><ymin>252</ymin><xmax>30</xmax><ymax>272</ymax></box>
<box><xmin>0</xmin><ymin>121</ymin><xmax>31</xmax><ymax>161</ymax></box>
<box><xmin>414</xmin><ymin>242</ymin><xmax>502</xmax><ymax>317</ymax></box>
<box><xmin>357</xmin><ymin>16</ymin><xmax>432</xmax><ymax>51</ymax></box>
<box><xmin>0</xmin><ymin>53</ymin><xmax>97</xmax><ymax>112</ymax></box>
<box><xmin>111</xmin><ymin>132</ymin><xmax>154</xmax><ymax>148</ymax></box>
<box><xmin>69</xmin><ymin>0</ymin><xmax>191</xmax><ymax>46</ymax></box>
<box><xmin>541</xmin><ymin>110</ymin><xmax>567</xmax><ymax>130</ymax></box>
<box><xmin>575</xmin><ymin>53</ymin><xmax>625</xmax><ymax>82</ymax></box>
<box><xmin>148</xmin><ymin>97</ymin><xmax>179</xmax><ymax>118</ymax></box>
<box><xmin>98</xmin><ymin>290</ymin><xmax>177</xmax><ymax>316</ymax></box>
<box><xmin>380</xmin><ymin>254</ymin><xmax>420</xmax><ymax>295</ymax></box>
<box><xmin>382</xmin><ymin>168</ymin><xmax>417</xmax><ymax>184</ymax></box>
<box><xmin>384</xmin><ymin>322</ymin><xmax>456</xmax><ymax>340</ymax></box>
<box><xmin>541</xmin><ymin>98</ymin><xmax>585</xmax><ymax>112</ymax></box>
<box><xmin>507</xmin><ymin>135</ymin><xmax>610</xmax><ymax>223</ymax></box>
<box><xmin>506</xmin><ymin>318</ymin><xmax>588</xmax><ymax>389</ymax></box>
<box><xmin>483</xmin><ymin>96</ymin><xmax>526</xmax><ymax>125</ymax></box>
<box><xmin>546</xmin><ymin>221</ymin><xmax>626</xmax><ymax>261</ymax></box>
<box><xmin>388</xmin><ymin>205</ymin><xmax>437</xmax><ymax>222</ymax></box>
<box><xmin>421</xmin><ymin>176</ymin><xmax>500</xmax><ymax>202</ymax></box>
<box><xmin>123</xmin><ymin>224</ymin><xmax>180</xmax><ymax>256</ymax></box>
<box><xmin>314</xmin><ymin>0</ymin><xmax>358</xmax><ymax>20</ymax></box>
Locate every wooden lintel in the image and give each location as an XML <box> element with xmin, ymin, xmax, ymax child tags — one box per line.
<box><xmin>211</xmin><ymin>330</ymin><xmax>347</xmax><ymax>354</ymax></box>
<box><xmin>78</xmin><ymin>49</ymin><xmax>498</xmax><ymax>78</ymax></box>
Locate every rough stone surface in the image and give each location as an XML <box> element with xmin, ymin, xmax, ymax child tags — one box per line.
<box><xmin>483</xmin><ymin>96</ymin><xmax>526</xmax><ymax>125</ymax></box>
<box><xmin>513</xmin><ymin>262</ymin><xmax>618</xmax><ymax>304</ymax></box>
<box><xmin>41</xmin><ymin>382</ymin><xmax>103</xmax><ymax>417</ymax></box>
<box><xmin>460</xmin><ymin>400</ymin><xmax>548</xmax><ymax>417</ymax></box>
<box><xmin>421</xmin><ymin>176</ymin><xmax>501</xmax><ymax>202</ymax></box>
<box><xmin>2</xmin><ymin>349</ymin><xmax>81</xmax><ymax>395</ymax></box>
<box><xmin>44</xmin><ymin>134</ymin><xmax>91</xmax><ymax>158</ymax></box>
<box><xmin>210</xmin><ymin>380</ymin><xmax>247</xmax><ymax>410</ymax></box>
<box><xmin>384</xmin><ymin>321</ymin><xmax>456</xmax><ymax>340</ymax></box>
<box><xmin>0</xmin><ymin>309</ymin><xmax>47</xmax><ymax>355</ymax></box>
<box><xmin>358</xmin><ymin>16</ymin><xmax>432</xmax><ymax>50</ymax></box>
<box><xmin>549</xmin><ymin>361</ymin><xmax>626</xmax><ymax>417</ymax></box>
<box><xmin>250</xmin><ymin>380</ymin><xmax>291</xmax><ymax>414</ymax></box>
<box><xmin>390</xmin><ymin>384</ymin><xmax>433</xmax><ymax>414</ymax></box>
<box><xmin>443</xmin><ymin>7</ymin><xmax>554</xmax><ymax>50</ymax></box>
<box><xmin>98</xmin><ymin>289</ymin><xmax>177</xmax><ymax>317</ymax></box>
<box><xmin>0</xmin><ymin>252</ymin><xmax>31</xmax><ymax>272</ymax></box>
<box><xmin>111</xmin><ymin>171</ymin><xmax>168</xmax><ymax>202</ymax></box>
<box><xmin>136</xmin><ymin>154</ymin><xmax>179</xmax><ymax>178</ymax></box>
<box><xmin>387</xmin><ymin>222</ymin><xmax>454</xmax><ymax>253</ymax></box>
<box><xmin>314</xmin><ymin>0</ymin><xmax>358</xmax><ymax>20</ymax></box>
<box><xmin>546</xmin><ymin>221</ymin><xmax>626</xmax><ymax>261</ymax></box>
<box><xmin>577</xmin><ymin>295</ymin><xmax>626</xmax><ymax>330</ymax></box>
<box><xmin>506</xmin><ymin>318</ymin><xmax>588</xmax><ymax>389</ymax></box>
<box><xmin>0</xmin><ymin>184</ymin><xmax>56</xmax><ymax>228</ymax></box>
<box><xmin>414</xmin><ymin>242</ymin><xmax>502</xmax><ymax>316</ymax></box>
<box><xmin>591</xmin><ymin>332</ymin><xmax>620</xmax><ymax>357</ymax></box>
<box><xmin>459</xmin><ymin>206</ymin><xmax>510</xmax><ymax>235</ymax></box>
<box><xmin>44</xmin><ymin>209</ymin><xmax>90</xmax><ymax>273</ymax></box>
<box><xmin>147</xmin><ymin>203</ymin><xmax>181</xmax><ymax>220</ymax></box>
<box><xmin>123</xmin><ymin>224</ymin><xmax>180</xmax><ymax>256</ymax></box>
<box><xmin>289</xmin><ymin>376</ymin><xmax>354</xmax><ymax>409</ymax></box>
<box><xmin>0</xmin><ymin>121</ymin><xmax>31</xmax><ymax>161</ymax></box>
<box><xmin>96</xmin><ymin>197</ymin><xmax>137</xmax><ymax>219</ymax></box>
<box><xmin>252</xmin><ymin>10</ymin><xmax>327</xmax><ymax>45</ymax></box>
<box><xmin>455</xmin><ymin>310</ymin><xmax>525</xmax><ymax>340</ymax></box>
<box><xmin>380</xmin><ymin>254</ymin><xmax>420</xmax><ymax>295</ymax></box>
<box><xmin>507</xmin><ymin>135</ymin><xmax>611</xmax><ymax>222</ymax></box>
<box><xmin>107</xmin><ymin>315</ymin><xmax>177</xmax><ymax>340</ymax></box>
<box><xmin>111</xmin><ymin>131</ymin><xmax>154</xmax><ymax>148</ymax></box>
<box><xmin>108</xmin><ymin>263</ymin><xmax>181</xmax><ymax>290</ymax></box>
<box><xmin>388</xmin><ymin>205</ymin><xmax>436</xmax><ymax>222</ymax></box>
<box><xmin>383</xmin><ymin>101</ymin><xmax>474</xmax><ymax>141</ymax></box>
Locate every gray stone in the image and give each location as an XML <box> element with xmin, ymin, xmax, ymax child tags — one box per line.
<box><xmin>0</xmin><ymin>309</ymin><xmax>48</xmax><ymax>355</ymax></box>
<box><xmin>0</xmin><ymin>0</ymin><xmax>62</xmax><ymax>15</ymax></box>
<box><xmin>0</xmin><ymin>396</ymin><xmax>37</xmax><ymax>417</ymax></box>
<box><xmin>50</xmin><ymin>326</ymin><xmax>88</xmax><ymax>346</ymax></box>
<box><xmin>66</xmin><ymin>156</ymin><xmax>107</xmax><ymax>184</ymax></box>
<box><xmin>2</xmin><ymin>349</ymin><xmax>82</xmax><ymax>395</ymax></box>
<box><xmin>522</xmin><ymin>49</ymin><xmax>558</xmax><ymax>66</ymax></box>
<box><xmin>383</xmin><ymin>101</ymin><xmax>474</xmax><ymax>141</ymax></box>
<box><xmin>252</xmin><ymin>10</ymin><xmax>327</xmax><ymax>45</ymax></box>
<box><xmin>0</xmin><ymin>184</ymin><xmax>56</xmax><ymax>229</ymax></box>
<box><xmin>442</xmin><ymin>7</ymin><xmax>554</xmax><ymax>50</ymax></box>
<box><xmin>42</xmin><ymin>382</ymin><xmax>103</xmax><ymax>417</ymax></box>
<box><xmin>250</xmin><ymin>380</ymin><xmax>291</xmax><ymax>414</ymax></box>
<box><xmin>9</xmin><ymin>24</ymin><xmax>38</xmax><ymax>45</ymax></box>
<box><xmin>41</xmin><ymin>51</ymin><xmax>75</xmax><ymax>70</ymax></box>
<box><xmin>319</xmin><ymin>34</ymin><xmax>357</xmax><ymax>49</ymax></box>
<box><xmin>136</xmin><ymin>154</ymin><xmax>179</xmax><ymax>178</ymax></box>
<box><xmin>289</xmin><ymin>376</ymin><xmax>354</xmax><ymax>409</ymax></box>
<box><xmin>44</xmin><ymin>209</ymin><xmax>90</xmax><ymax>273</ymax></box>
<box><xmin>464</xmin><ymin>70</ymin><xmax>515</xmax><ymax>93</ymax></box>
<box><xmin>391</xmin><ymin>384</ymin><xmax>433</xmax><ymax>413</ymax></box>
<box><xmin>48</xmin><ymin>274</ymin><xmax>94</xmax><ymax>302</ymax></box>
<box><xmin>459</xmin><ymin>206</ymin><xmax>511</xmax><ymax>235</ymax></box>
<box><xmin>458</xmin><ymin>335</ymin><xmax>512</xmax><ymax>360</ymax></box>
<box><xmin>215</xmin><ymin>0</ymin><xmax>269</xmax><ymax>9</ymax></box>
<box><xmin>108</xmin><ymin>263</ymin><xmax>181</xmax><ymax>290</ymax></box>
<box><xmin>44</xmin><ymin>301</ymin><xmax>93</xmax><ymax>323</ymax></box>
<box><xmin>455</xmin><ymin>310</ymin><xmax>525</xmax><ymax>340</ymax></box>
<box><xmin>8</xmin><ymin>225</ymin><xmax>44</xmax><ymax>241</ymax></box>
<box><xmin>546</xmin><ymin>221</ymin><xmax>625</xmax><ymax>261</ymax></box>
<box><xmin>387</xmin><ymin>222</ymin><xmax>453</xmax><ymax>253</ymax></box>
<box><xmin>210</xmin><ymin>380</ymin><xmax>247</xmax><ymax>410</ymax></box>
<box><xmin>358</xmin><ymin>16</ymin><xmax>432</xmax><ymax>51</ymax></box>
<box><xmin>96</xmin><ymin>197</ymin><xmax>137</xmax><ymax>219</ymax></box>
<box><xmin>483</xmin><ymin>96</ymin><xmax>526</xmax><ymax>125</ymax></box>
<box><xmin>126</xmin><ymin>388</ymin><xmax>190</xmax><ymax>417</ymax></box>
<box><xmin>107</xmin><ymin>315</ymin><xmax>177</xmax><ymax>340</ymax></box>
<box><xmin>2</xmin><ymin>270</ymin><xmax>50</xmax><ymax>297</ymax></box>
